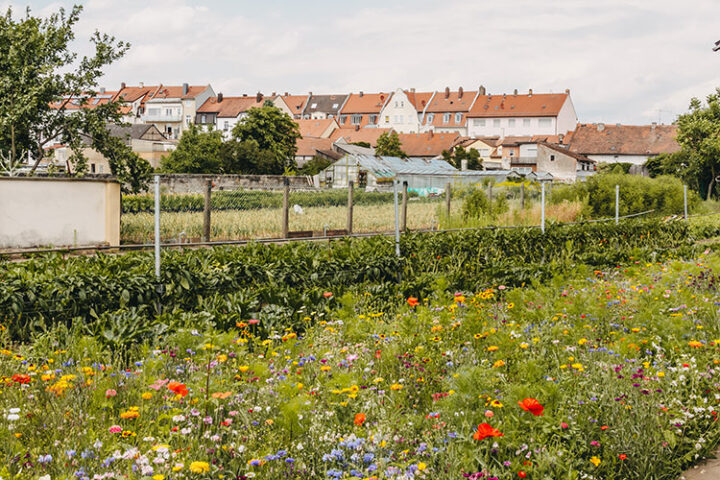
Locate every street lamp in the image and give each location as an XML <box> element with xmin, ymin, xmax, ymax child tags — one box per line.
<box><xmin>714</xmin><ymin>40</ymin><xmax>720</xmax><ymax>52</ymax></box>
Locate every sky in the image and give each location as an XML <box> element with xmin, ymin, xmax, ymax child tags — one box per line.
<box><xmin>3</xmin><ymin>0</ymin><xmax>720</xmax><ymax>124</ymax></box>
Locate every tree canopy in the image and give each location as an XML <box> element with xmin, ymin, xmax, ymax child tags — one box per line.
<box><xmin>375</xmin><ymin>131</ymin><xmax>407</xmax><ymax>158</ymax></box>
<box><xmin>0</xmin><ymin>4</ymin><xmax>152</xmax><ymax>191</ymax></box>
<box><xmin>442</xmin><ymin>145</ymin><xmax>482</xmax><ymax>170</ymax></box>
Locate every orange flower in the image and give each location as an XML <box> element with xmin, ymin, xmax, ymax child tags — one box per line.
<box><xmin>354</xmin><ymin>413</ymin><xmax>366</xmax><ymax>426</ymax></box>
<box><xmin>407</xmin><ymin>297</ymin><xmax>419</xmax><ymax>307</ymax></box>
<box><xmin>472</xmin><ymin>423</ymin><xmax>504</xmax><ymax>441</ymax></box>
<box><xmin>518</xmin><ymin>398</ymin><xmax>544</xmax><ymax>416</ymax></box>
<box><xmin>167</xmin><ymin>381</ymin><xmax>188</xmax><ymax>397</ymax></box>
<box><xmin>11</xmin><ymin>374</ymin><xmax>31</xmax><ymax>384</ymax></box>
<box><xmin>211</xmin><ymin>391</ymin><xmax>232</xmax><ymax>399</ymax></box>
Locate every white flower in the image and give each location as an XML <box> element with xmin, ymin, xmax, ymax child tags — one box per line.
<box><xmin>8</xmin><ymin>408</ymin><xmax>20</xmax><ymax>414</ymax></box>
<box><xmin>6</xmin><ymin>414</ymin><xmax>19</xmax><ymax>421</ymax></box>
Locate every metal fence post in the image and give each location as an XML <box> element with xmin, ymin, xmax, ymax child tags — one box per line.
<box><xmin>154</xmin><ymin>175</ymin><xmax>161</xmax><ymax>280</ymax></box>
<box><xmin>445</xmin><ymin>183</ymin><xmax>451</xmax><ymax>218</ymax></box>
<box><xmin>615</xmin><ymin>184</ymin><xmax>619</xmax><ymax>225</ymax></box>
<box><xmin>203</xmin><ymin>179</ymin><xmax>212</xmax><ymax>242</ymax></box>
<box><xmin>684</xmin><ymin>185</ymin><xmax>688</xmax><ymax>220</ymax></box>
<box><xmin>540</xmin><ymin>182</ymin><xmax>546</xmax><ymax>234</ymax></box>
<box><xmin>520</xmin><ymin>182</ymin><xmax>525</xmax><ymax>210</ymax></box>
<box><xmin>393</xmin><ymin>179</ymin><xmax>400</xmax><ymax>257</ymax></box>
<box><xmin>488</xmin><ymin>184</ymin><xmax>493</xmax><ymax>216</ymax></box>
<box><xmin>347</xmin><ymin>181</ymin><xmax>354</xmax><ymax>234</ymax></box>
<box><xmin>282</xmin><ymin>177</ymin><xmax>289</xmax><ymax>239</ymax></box>
<box><xmin>401</xmin><ymin>181</ymin><xmax>408</xmax><ymax>232</ymax></box>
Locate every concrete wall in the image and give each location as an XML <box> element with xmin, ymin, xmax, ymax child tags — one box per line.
<box><xmin>0</xmin><ymin>177</ymin><xmax>120</xmax><ymax>248</ymax></box>
<box><xmin>537</xmin><ymin>144</ymin><xmax>579</xmax><ymax>182</ymax></box>
<box><xmin>156</xmin><ymin>174</ymin><xmax>314</xmax><ymax>193</ymax></box>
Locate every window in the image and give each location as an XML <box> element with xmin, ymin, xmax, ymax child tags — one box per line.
<box><xmin>474</xmin><ymin>119</ymin><xmax>486</xmax><ymax>127</ymax></box>
<box><xmin>201</xmin><ymin>114</ymin><xmax>207</xmax><ymax>124</ymax></box>
<box><xmin>509</xmin><ymin>150</ymin><xmax>514</xmax><ymax>157</ymax></box>
<box><xmin>332</xmin><ymin>103</ymin><xmax>338</xmax><ymax>109</ymax></box>
<box><xmin>311</xmin><ymin>103</ymin><xmax>317</xmax><ymax>109</ymax></box>
<box><xmin>384</xmin><ymin>116</ymin><xmax>389</xmax><ymax>123</ymax></box>
<box><xmin>165</xmin><ymin>108</ymin><xmax>173</xmax><ymax>117</ymax></box>
<box><xmin>523</xmin><ymin>118</ymin><xmax>531</xmax><ymax>127</ymax></box>
<box><xmin>368</xmin><ymin>115</ymin><xmax>377</xmax><ymax>125</ymax></box>
<box><xmin>480</xmin><ymin>148</ymin><xmax>490</xmax><ymax>157</ymax></box>
<box><xmin>185</xmin><ymin>115</ymin><xmax>191</xmax><ymax>126</ymax></box>
<box><xmin>493</xmin><ymin>119</ymin><xmax>501</xmax><ymax>127</ymax></box>
<box><xmin>443</xmin><ymin>113</ymin><xmax>451</xmax><ymax>123</ymax></box>
<box><xmin>351</xmin><ymin>114</ymin><xmax>362</xmax><ymax>125</ymax></box>
<box><xmin>455</xmin><ymin>113</ymin><xmax>462</xmax><ymax>123</ymax></box>
<box><xmin>90</xmin><ymin>164</ymin><xmax>96</xmax><ymax>173</ymax></box>
<box><xmin>426</xmin><ymin>113</ymin><xmax>434</xmax><ymax>124</ymax></box>
<box><xmin>400</xmin><ymin>101</ymin><xmax>404</xmax><ymax>107</ymax></box>
<box><xmin>340</xmin><ymin>115</ymin><xmax>348</xmax><ymax>124</ymax></box>
<box><xmin>539</xmin><ymin>118</ymin><xmax>552</xmax><ymax>127</ymax></box>
<box><xmin>148</xmin><ymin>108</ymin><xmax>160</xmax><ymax>117</ymax></box>
<box><xmin>550</xmin><ymin>155</ymin><xmax>555</xmax><ymax>161</ymax></box>
<box><xmin>223</xmin><ymin>121</ymin><xmax>229</xmax><ymax>131</ymax></box>
<box><xmin>98</xmin><ymin>165</ymin><xmax>103</xmax><ymax>173</ymax></box>
<box><xmin>394</xmin><ymin>101</ymin><xmax>398</xmax><ymax>108</ymax></box>
<box><xmin>508</xmin><ymin>119</ymin><xmax>516</xmax><ymax>127</ymax></box>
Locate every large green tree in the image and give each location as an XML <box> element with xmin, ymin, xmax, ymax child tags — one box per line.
<box><xmin>0</xmin><ymin>4</ymin><xmax>150</xmax><ymax>189</ymax></box>
<box><xmin>375</xmin><ymin>131</ymin><xmax>407</xmax><ymax>158</ymax></box>
<box><xmin>231</xmin><ymin>102</ymin><xmax>301</xmax><ymax>173</ymax></box>
<box><xmin>648</xmin><ymin>88</ymin><xmax>720</xmax><ymax>199</ymax></box>
<box><xmin>160</xmin><ymin>125</ymin><xmax>225</xmax><ymax>174</ymax></box>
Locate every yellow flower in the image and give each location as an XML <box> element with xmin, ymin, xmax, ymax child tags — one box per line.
<box><xmin>492</xmin><ymin>360</ymin><xmax>505</xmax><ymax>368</ymax></box>
<box><xmin>189</xmin><ymin>461</ymin><xmax>210</xmax><ymax>473</ymax></box>
<box><xmin>238</xmin><ymin>366</ymin><xmax>249</xmax><ymax>373</ymax></box>
<box><xmin>153</xmin><ymin>475</ymin><xmax>165</xmax><ymax>480</ymax></box>
<box><xmin>142</xmin><ymin>392</ymin><xmax>153</xmax><ymax>400</ymax></box>
<box><xmin>519</xmin><ymin>343</ymin><xmax>529</xmax><ymax>349</ymax></box>
<box><xmin>571</xmin><ymin>363</ymin><xmax>584</xmax><ymax>371</ymax></box>
<box><xmin>487</xmin><ymin>346</ymin><xmax>499</xmax><ymax>352</ymax></box>
<box><xmin>417</xmin><ymin>462</ymin><xmax>427</xmax><ymax>471</ymax></box>
<box><xmin>590</xmin><ymin>456</ymin><xmax>601</xmax><ymax>467</ymax></box>
<box><xmin>390</xmin><ymin>383</ymin><xmax>403</xmax><ymax>391</ymax></box>
<box><xmin>578</xmin><ymin>338</ymin><xmax>588</xmax><ymax>345</ymax></box>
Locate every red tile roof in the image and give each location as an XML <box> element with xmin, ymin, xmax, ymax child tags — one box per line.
<box><xmin>330</xmin><ymin>127</ymin><xmax>393</xmax><ymax>147</ymax></box>
<box><xmin>147</xmin><ymin>85</ymin><xmax>210</xmax><ymax>100</ymax></box>
<box><xmin>295</xmin><ymin>136</ymin><xmax>334</xmax><ymax>157</ymax></box>
<box><xmin>280</xmin><ymin>95</ymin><xmax>309</xmax><ymax>115</ymax></box>
<box><xmin>340</xmin><ymin>93</ymin><xmax>390</xmax><ymax>114</ymax></box>
<box><xmin>468</xmin><ymin>93</ymin><xmax>568</xmax><ymax>118</ymax></box>
<box><xmin>116</xmin><ymin>86</ymin><xmax>159</xmax><ymax>103</ymax></box>
<box><xmin>568</xmin><ymin>123</ymin><xmax>680</xmax><ymax>156</ymax></box>
<box><xmin>424</xmin><ymin>89</ymin><xmax>475</xmax><ymax>113</ymax></box>
<box><xmin>295</xmin><ymin>118</ymin><xmax>338</xmax><ymax>138</ymax></box>
<box><xmin>403</xmin><ymin>91</ymin><xmax>434</xmax><ymax>112</ymax></box>
<box><xmin>396</xmin><ymin>132</ymin><xmax>460</xmax><ymax>157</ymax></box>
<box><xmin>197</xmin><ymin>96</ymin><xmax>265</xmax><ymax>118</ymax></box>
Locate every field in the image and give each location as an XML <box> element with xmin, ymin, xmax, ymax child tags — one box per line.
<box><xmin>3</xmin><ymin>219</ymin><xmax>720</xmax><ymax>479</ymax></box>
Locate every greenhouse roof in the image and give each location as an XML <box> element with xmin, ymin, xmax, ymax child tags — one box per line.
<box><xmin>330</xmin><ymin>154</ymin><xmax>519</xmax><ymax>179</ymax></box>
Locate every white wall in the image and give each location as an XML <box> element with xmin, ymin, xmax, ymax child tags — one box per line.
<box><xmin>556</xmin><ymin>97</ymin><xmax>578</xmax><ymax>135</ymax></box>
<box><xmin>378</xmin><ymin>89</ymin><xmax>421</xmax><ymax>133</ymax></box>
<box><xmin>587</xmin><ymin>154</ymin><xmax>649</xmax><ymax>166</ymax></box>
<box><xmin>0</xmin><ymin>178</ymin><xmax>120</xmax><ymax>248</ymax></box>
<box><xmin>467</xmin><ymin>116</ymin><xmax>557</xmax><ymax>137</ymax></box>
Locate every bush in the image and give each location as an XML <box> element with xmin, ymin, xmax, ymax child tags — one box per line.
<box><xmin>462</xmin><ymin>187</ymin><xmax>510</xmax><ymax>218</ymax></box>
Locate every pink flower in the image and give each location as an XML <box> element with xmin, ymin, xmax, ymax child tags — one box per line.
<box><xmin>109</xmin><ymin>425</ymin><xmax>122</xmax><ymax>433</ymax></box>
<box><xmin>105</xmin><ymin>389</ymin><xmax>117</xmax><ymax>398</ymax></box>
<box><xmin>484</xmin><ymin>410</ymin><xmax>494</xmax><ymax>418</ymax></box>
<box><xmin>561</xmin><ymin>422</ymin><xmax>569</xmax><ymax>429</ymax></box>
<box><xmin>248</xmin><ymin>319</ymin><xmax>260</xmax><ymax>325</ymax></box>
<box><xmin>149</xmin><ymin>379</ymin><xmax>169</xmax><ymax>391</ymax></box>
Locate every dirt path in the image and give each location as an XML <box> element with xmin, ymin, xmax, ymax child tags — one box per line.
<box><xmin>680</xmin><ymin>454</ymin><xmax>720</xmax><ymax>479</ymax></box>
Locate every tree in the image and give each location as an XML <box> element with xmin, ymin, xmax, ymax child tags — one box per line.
<box><xmin>297</xmin><ymin>156</ymin><xmax>333</xmax><ymax>176</ymax></box>
<box><xmin>231</xmin><ymin>102</ymin><xmax>301</xmax><ymax>173</ymax></box>
<box><xmin>442</xmin><ymin>146</ymin><xmax>483</xmax><ymax>170</ymax></box>
<box><xmin>160</xmin><ymin>125</ymin><xmax>224</xmax><ymax>173</ymax></box>
<box><xmin>0</xmin><ymin>5</ymin><xmax>143</xmax><ymax>182</ymax></box>
<box><xmin>220</xmin><ymin>138</ymin><xmax>279</xmax><ymax>174</ymax></box>
<box><xmin>375</xmin><ymin>131</ymin><xmax>406</xmax><ymax>158</ymax></box>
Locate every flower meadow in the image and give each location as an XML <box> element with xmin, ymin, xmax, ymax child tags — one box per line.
<box><xmin>3</xmin><ymin>253</ymin><xmax>720</xmax><ymax>479</ymax></box>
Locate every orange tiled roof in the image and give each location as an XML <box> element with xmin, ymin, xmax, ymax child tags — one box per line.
<box><xmin>568</xmin><ymin>123</ymin><xmax>680</xmax><ymax>156</ymax></box>
<box><xmin>403</xmin><ymin>91</ymin><xmax>434</xmax><ymax>112</ymax></box>
<box><xmin>147</xmin><ymin>85</ymin><xmax>210</xmax><ymax>100</ymax></box>
<box><xmin>341</xmin><ymin>93</ymin><xmax>390</xmax><ymax>114</ymax></box>
<box><xmin>280</xmin><ymin>94</ymin><xmax>309</xmax><ymax>114</ymax></box>
<box><xmin>330</xmin><ymin>127</ymin><xmax>394</xmax><ymax>147</ymax></box>
<box><xmin>468</xmin><ymin>92</ymin><xmax>568</xmax><ymax>118</ymax></box>
<box><xmin>424</xmin><ymin>89</ymin><xmax>475</xmax><ymax>113</ymax></box>
<box><xmin>295</xmin><ymin>136</ymin><xmax>334</xmax><ymax>157</ymax></box>
<box><xmin>396</xmin><ymin>132</ymin><xmax>460</xmax><ymax>157</ymax></box>
<box><xmin>197</xmin><ymin>96</ymin><xmax>265</xmax><ymax>118</ymax></box>
<box><xmin>295</xmin><ymin>118</ymin><xmax>338</xmax><ymax>138</ymax></box>
<box><xmin>115</xmin><ymin>86</ymin><xmax>159</xmax><ymax>103</ymax></box>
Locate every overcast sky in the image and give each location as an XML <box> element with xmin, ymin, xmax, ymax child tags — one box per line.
<box><xmin>4</xmin><ymin>0</ymin><xmax>720</xmax><ymax>124</ymax></box>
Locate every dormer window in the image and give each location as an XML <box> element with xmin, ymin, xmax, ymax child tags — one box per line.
<box><xmin>455</xmin><ymin>113</ymin><xmax>462</xmax><ymax>123</ymax></box>
<box><xmin>443</xmin><ymin>113</ymin><xmax>451</xmax><ymax>123</ymax></box>
<box><xmin>311</xmin><ymin>103</ymin><xmax>317</xmax><ymax>109</ymax></box>
<box><xmin>426</xmin><ymin>113</ymin><xmax>435</xmax><ymax>124</ymax></box>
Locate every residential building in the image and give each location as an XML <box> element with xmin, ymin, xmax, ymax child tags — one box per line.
<box><xmin>296</xmin><ymin>118</ymin><xmax>339</xmax><ymax>139</ymax></box>
<box><xmin>114</xmin><ymin>83</ymin><xmax>160</xmax><ymax>123</ymax></box>
<box><xmin>337</xmin><ymin>92</ymin><xmax>390</xmax><ymax>128</ymax></box>
<box><xmin>295</xmin><ymin>137</ymin><xmax>335</xmax><ymax>166</ymax></box>
<box><xmin>301</xmin><ymin>94</ymin><xmax>349</xmax><ymax>119</ymax></box>
<box><xmin>508</xmin><ymin>142</ymin><xmax>595</xmax><ymax>182</ymax></box>
<box><xmin>567</xmin><ymin>123</ymin><xmax>680</xmax><ymax>166</ymax></box>
<box><xmin>378</xmin><ymin>88</ymin><xmax>434</xmax><ymax>133</ymax></box>
<box><xmin>195</xmin><ymin>93</ymin><xmax>268</xmax><ymax>138</ymax></box>
<box><xmin>396</xmin><ymin>132</ymin><xmax>460</xmax><ymax>159</ymax></box>
<box><xmin>453</xmin><ymin>137</ymin><xmax>502</xmax><ymax>169</ymax></box>
<box><xmin>274</xmin><ymin>93</ymin><xmax>309</xmax><ymax>119</ymax></box>
<box><xmin>466</xmin><ymin>88</ymin><xmax>577</xmax><ymax>137</ymax></box>
<box><xmin>141</xmin><ymin>83</ymin><xmax>215</xmax><ymax>139</ymax></box>
<box><xmin>330</xmin><ymin>127</ymin><xmax>394</xmax><ymax>147</ymax></box>
<box><xmin>420</xmin><ymin>87</ymin><xmax>478</xmax><ymax>135</ymax></box>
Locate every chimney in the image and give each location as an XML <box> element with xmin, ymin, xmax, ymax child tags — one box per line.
<box><xmin>458</xmin><ymin>86</ymin><xmax>464</xmax><ymax>99</ymax></box>
<box><xmin>411</xmin><ymin>87</ymin><xmax>416</xmax><ymax>93</ymax></box>
<box><xmin>359</xmin><ymin>91</ymin><xmax>364</xmax><ymax>97</ymax></box>
<box><xmin>309</xmin><ymin>91</ymin><xmax>313</xmax><ymax>96</ymax></box>
<box><xmin>513</xmin><ymin>88</ymin><xmax>518</xmax><ymax>95</ymax></box>
<box><xmin>558</xmin><ymin>133</ymin><xmax>564</xmax><ymax>144</ymax></box>
<box><xmin>479</xmin><ymin>85</ymin><xmax>486</xmax><ymax>95</ymax></box>
<box><xmin>182</xmin><ymin>83</ymin><xmax>189</xmax><ymax>96</ymax></box>
<box><xmin>429</xmin><ymin>130</ymin><xmax>434</xmax><ymax>138</ymax></box>
<box><xmin>139</xmin><ymin>81</ymin><xmax>144</xmax><ymax>88</ymax></box>
<box><xmin>120</xmin><ymin>82</ymin><xmax>126</xmax><ymax>90</ymax></box>
<box><xmin>565</xmin><ymin>88</ymin><xmax>570</xmax><ymax>95</ymax></box>
<box><xmin>256</xmin><ymin>92</ymin><xmax>263</xmax><ymax>103</ymax></box>
<box><xmin>217</xmin><ymin>93</ymin><xmax>223</xmax><ymax>103</ymax></box>
<box><xmin>99</xmin><ymin>87</ymin><xmax>106</xmax><ymax>94</ymax></box>
<box><xmin>272</xmin><ymin>91</ymin><xmax>276</xmax><ymax>96</ymax></box>
<box><xmin>597</xmin><ymin>123</ymin><xmax>605</xmax><ymax>132</ymax></box>
<box><xmin>355</xmin><ymin>124</ymin><xmax>360</xmax><ymax>131</ymax></box>
<box><xmin>444</xmin><ymin>87</ymin><xmax>450</xmax><ymax>99</ymax></box>
<box><xmin>528</xmin><ymin>89</ymin><xmax>533</xmax><ymax>97</ymax></box>
<box><xmin>284</xmin><ymin>92</ymin><xmax>288</xmax><ymax>96</ymax></box>
<box><xmin>651</xmin><ymin>122</ymin><xmax>657</xmax><ymax>130</ymax></box>
<box><xmin>242</xmin><ymin>93</ymin><xmax>247</xmax><ymax>97</ymax></box>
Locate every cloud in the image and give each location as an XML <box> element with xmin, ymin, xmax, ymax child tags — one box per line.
<box><xmin>4</xmin><ymin>0</ymin><xmax>720</xmax><ymax>123</ymax></box>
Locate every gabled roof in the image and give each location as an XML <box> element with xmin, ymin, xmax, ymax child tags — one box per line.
<box><xmin>279</xmin><ymin>94</ymin><xmax>309</xmax><ymax>115</ymax></box>
<box><xmin>330</xmin><ymin>127</ymin><xmax>393</xmax><ymax>147</ymax></box>
<box><xmin>340</xmin><ymin>93</ymin><xmax>390</xmax><ymax>114</ymax></box>
<box><xmin>468</xmin><ymin>92</ymin><xmax>569</xmax><ymax>118</ymax></box>
<box><xmin>424</xmin><ymin>89</ymin><xmax>475</xmax><ymax>113</ymax></box>
<box><xmin>146</xmin><ymin>85</ymin><xmax>210</xmax><ymax>101</ymax></box>
<box><xmin>197</xmin><ymin>96</ymin><xmax>265</xmax><ymax>118</ymax></box>
<box><xmin>539</xmin><ymin>142</ymin><xmax>595</xmax><ymax>163</ymax></box>
<box><xmin>115</xmin><ymin>86</ymin><xmax>159</xmax><ymax>103</ymax></box>
<box><xmin>403</xmin><ymin>91</ymin><xmax>434</xmax><ymax>112</ymax></box>
<box><xmin>396</xmin><ymin>132</ymin><xmax>460</xmax><ymax>157</ymax></box>
<box><xmin>568</xmin><ymin>123</ymin><xmax>680</xmax><ymax>156</ymax></box>
<box><xmin>303</xmin><ymin>94</ymin><xmax>348</xmax><ymax>116</ymax></box>
<box><xmin>296</xmin><ymin>118</ymin><xmax>338</xmax><ymax>138</ymax></box>
<box><xmin>295</xmin><ymin>136</ymin><xmax>334</xmax><ymax>157</ymax></box>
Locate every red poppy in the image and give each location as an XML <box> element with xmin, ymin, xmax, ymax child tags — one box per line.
<box><xmin>11</xmin><ymin>374</ymin><xmax>31</xmax><ymax>384</ymax></box>
<box><xmin>618</xmin><ymin>454</ymin><xmax>628</xmax><ymax>460</ymax></box>
<box><xmin>518</xmin><ymin>398</ymin><xmax>544</xmax><ymax>416</ymax></box>
<box><xmin>407</xmin><ymin>297</ymin><xmax>419</xmax><ymax>307</ymax></box>
<box><xmin>323</xmin><ymin>292</ymin><xmax>333</xmax><ymax>298</ymax></box>
<box><xmin>518</xmin><ymin>472</ymin><xmax>527</xmax><ymax>478</ymax></box>
<box><xmin>167</xmin><ymin>381</ymin><xmax>188</xmax><ymax>397</ymax></box>
<box><xmin>354</xmin><ymin>413</ymin><xmax>366</xmax><ymax>426</ymax></box>
<box><xmin>472</xmin><ymin>423</ymin><xmax>504</xmax><ymax>441</ymax></box>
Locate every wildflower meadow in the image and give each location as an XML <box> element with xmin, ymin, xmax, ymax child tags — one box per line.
<box><xmin>3</xmin><ymin>237</ymin><xmax>720</xmax><ymax>479</ymax></box>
